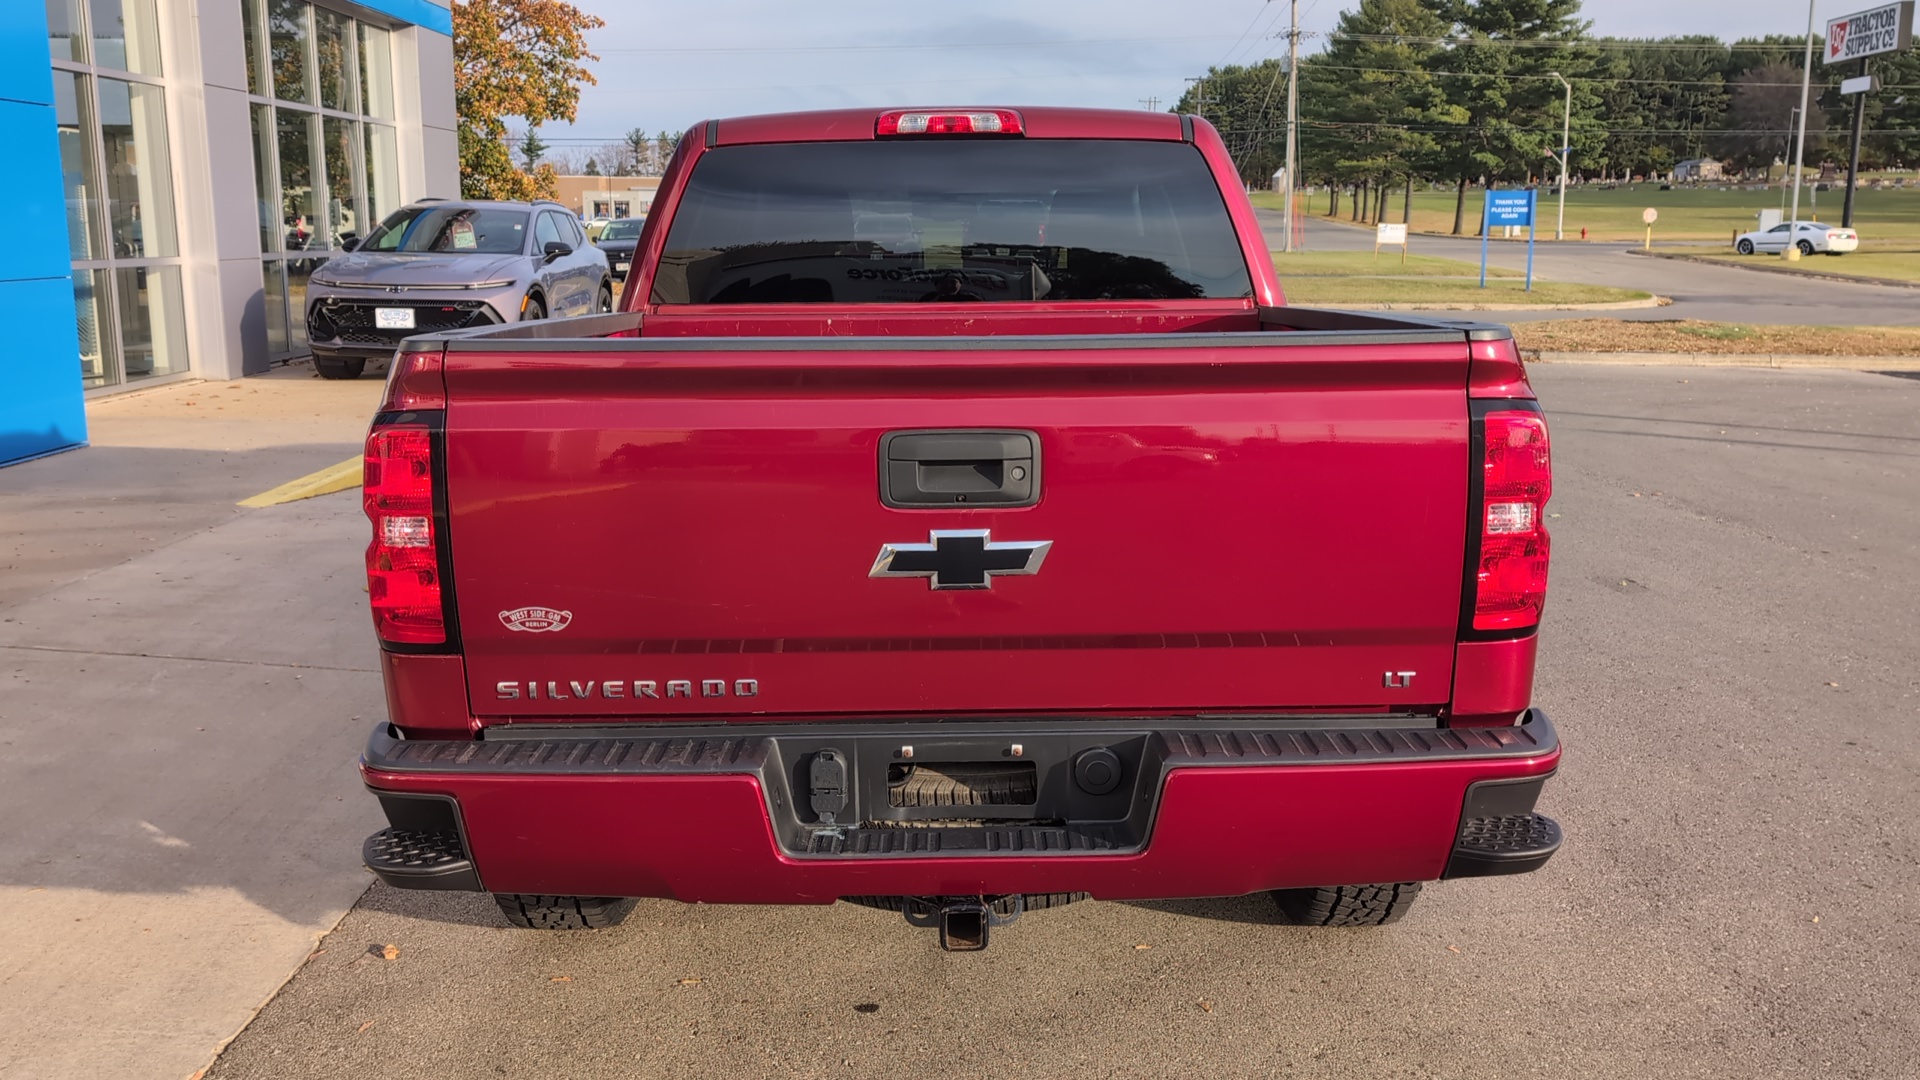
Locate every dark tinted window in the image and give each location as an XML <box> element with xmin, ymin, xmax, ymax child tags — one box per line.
<box><xmin>363</xmin><ymin>205</ymin><xmax>530</xmax><ymax>254</ymax></box>
<box><xmin>654</xmin><ymin>140</ymin><xmax>1251</xmax><ymax>305</ymax></box>
<box><xmin>599</xmin><ymin>218</ymin><xmax>645</xmax><ymax>241</ymax></box>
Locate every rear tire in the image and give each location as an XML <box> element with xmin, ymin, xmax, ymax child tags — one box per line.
<box><xmin>596</xmin><ymin>281</ymin><xmax>614</xmax><ymax>313</ymax></box>
<box><xmin>493</xmin><ymin>894</ymin><xmax>637</xmax><ymax>929</ymax></box>
<box><xmin>1797</xmin><ymin>239</ymin><xmax>1815</xmax><ymax>256</ymax></box>
<box><xmin>313</xmin><ymin>356</ymin><xmax>365</xmax><ymax>380</ymax></box>
<box><xmin>1735</xmin><ymin>239</ymin><xmax>1754</xmax><ymax>255</ymax></box>
<box><xmin>1272</xmin><ymin>882</ymin><xmax>1423</xmax><ymax>926</ymax></box>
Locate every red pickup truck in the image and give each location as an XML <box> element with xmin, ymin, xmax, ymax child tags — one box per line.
<box><xmin>358</xmin><ymin>107</ymin><xmax>1560</xmax><ymax>950</ymax></box>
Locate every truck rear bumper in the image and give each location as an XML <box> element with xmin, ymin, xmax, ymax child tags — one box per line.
<box><xmin>360</xmin><ymin>711</ymin><xmax>1561</xmax><ymax>903</ymax></box>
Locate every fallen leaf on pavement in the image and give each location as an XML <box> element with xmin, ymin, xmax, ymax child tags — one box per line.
<box><xmin>550</xmin><ymin>975</ymin><xmax>573</xmax><ymax>983</ymax></box>
<box><xmin>380</xmin><ymin>944</ymin><xmax>400</xmax><ymax>961</ymax></box>
<box><xmin>1198</xmin><ymin>1000</ymin><xmax>1214</xmax><ymax>1013</ymax></box>
<box><xmin>356</xmin><ymin>1020</ymin><xmax>376</xmax><ymax>1034</ymax></box>
<box><xmin>1446</xmin><ymin>945</ymin><xmax>1462</xmax><ymax>954</ymax></box>
<box><xmin>677</xmin><ymin>977</ymin><xmax>702</xmax><ymax>986</ymax></box>
<box><xmin>1133</xmin><ymin>943</ymin><xmax>1152</xmax><ymax>950</ymax></box>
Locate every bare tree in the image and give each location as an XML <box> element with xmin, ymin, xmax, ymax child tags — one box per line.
<box><xmin>1715</xmin><ymin>63</ymin><xmax>1828</xmax><ymax>174</ymax></box>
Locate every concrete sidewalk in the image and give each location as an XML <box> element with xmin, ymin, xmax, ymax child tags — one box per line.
<box><xmin>0</xmin><ymin>362</ymin><xmax>388</xmax><ymax>1079</ymax></box>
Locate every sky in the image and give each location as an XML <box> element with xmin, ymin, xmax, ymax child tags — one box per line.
<box><xmin>541</xmin><ymin>0</ymin><xmax>1832</xmax><ymax>149</ymax></box>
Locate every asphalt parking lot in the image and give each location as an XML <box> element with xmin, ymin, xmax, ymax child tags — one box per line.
<box><xmin>179</xmin><ymin>363</ymin><xmax>1920</xmax><ymax>1080</ymax></box>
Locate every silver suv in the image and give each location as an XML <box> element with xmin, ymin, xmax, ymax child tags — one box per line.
<box><xmin>304</xmin><ymin>199</ymin><xmax>612</xmax><ymax>379</ymax></box>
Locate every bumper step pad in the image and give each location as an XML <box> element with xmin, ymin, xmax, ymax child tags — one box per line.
<box><xmin>1445</xmin><ymin>813</ymin><xmax>1562</xmax><ymax>878</ymax></box>
<box><xmin>362</xmin><ymin>827</ymin><xmax>481</xmax><ymax>892</ymax></box>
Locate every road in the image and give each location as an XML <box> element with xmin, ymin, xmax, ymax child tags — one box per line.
<box><xmin>1260</xmin><ymin>211</ymin><xmax>1920</xmax><ymax>326</ymax></box>
<box><xmin>194</xmin><ymin>364</ymin><xmax>1920</xmax><ymax>1080</ymax></box>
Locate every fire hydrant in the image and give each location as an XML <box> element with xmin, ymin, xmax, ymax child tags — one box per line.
<box><xmin>1580</xmin><ymin>227</ymin><xmax>1588</xmax><ymax>241</ymax></box>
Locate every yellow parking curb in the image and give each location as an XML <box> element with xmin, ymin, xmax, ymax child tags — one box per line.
<box><xmin>238</xmin><ymin>456</ymin><xmax>363</xmax><ymax>508</ymax></box>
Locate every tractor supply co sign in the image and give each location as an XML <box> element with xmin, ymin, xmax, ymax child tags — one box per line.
<box><xmin>1826</xmin><ymin>2</ymin><xmax>1914</xmax><ymax>65</ymax></box>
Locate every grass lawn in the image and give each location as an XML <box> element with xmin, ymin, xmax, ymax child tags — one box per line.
<box><xmin>1272</xmin><ymin>250</ymin><xmax>1650</xmax><ymax>307</ymax></box>
<box><xmin>1653</xmin><ymin>245</ymin><xmax>1920</xmax><ymax>284</ymax></box>
<box><xmin>1252</xmin><ymin>183</ymin><xmax>1920</xmax><ymax>243</ymax></box>
<box><xmin>1512</xmin><ymin>319</ymin><xmax>1920</xmax><ymax>356</ymax></box>
<box><xmin>1273</xmin><ymin>251</ymin><xmax>1520</xmax><ymax>278</ymax></box>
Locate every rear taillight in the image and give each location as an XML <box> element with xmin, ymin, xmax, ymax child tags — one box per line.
<box><xmin>1474</xmin><ymin>410</ymin><xmax>1552</xmax><ymax>632</ymax></box>
<box><xmin>876</xmin><ymin>109</ymin><xmax>1023</xmax><ymax>136</ymax></box>
<box><xmin>365</xmin><ymin>424</ymin><xmax>446</xmax><ymax>645</ymax></box>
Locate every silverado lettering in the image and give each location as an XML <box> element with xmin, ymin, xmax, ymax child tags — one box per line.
<box><xmin>358</xmin><ymin>106</ymin><xmax>1563</xmax><ymax>952</ymax></box>
<box><xmin>494</xmin><ymin>679</ymin><xmax>759</xmax><ymax>700</ymax></box>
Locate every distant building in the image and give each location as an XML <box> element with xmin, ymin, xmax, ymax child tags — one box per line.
<box><xmin>552</xmin><ymin>175</ymin><xmax>663</xmax><ymax>220</ymax></box>
<box><xmin>1673</xmin><ymin>159</ymin><xmax>1725</xmax><ymax>183</ymax></box>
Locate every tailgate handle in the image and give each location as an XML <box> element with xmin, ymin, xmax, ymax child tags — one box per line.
<box><xmin>880</xmin><ymin>430</ymin><xmax>1039</xmax><ymax>508</ymax></box>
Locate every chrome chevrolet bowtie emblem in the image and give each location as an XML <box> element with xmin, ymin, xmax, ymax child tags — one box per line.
<box><xmin>869</xmin><ymin>530</ymin><xmax>1052</xmax><ymax>590</ymax></box>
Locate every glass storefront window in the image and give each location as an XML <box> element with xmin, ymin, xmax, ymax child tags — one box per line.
<box><xmin>251</xmin><ymin>104</ymin><xmax>278</xmax><ymax>253</ymax></box>
<box><xmin>365</xmin><ymin>123</ymin><xmax>399</xmax><ymax>224</ymax></box>
<box><xmin>76</xmin><ymin>269</ymin><xmax>114</xmax><ymax>388</ymax></box>
<box><xmin>242</xmin><ymin>0</ymin><xmax>268</xmax><ymax>97</ymax></box>
<box><xmin>358</xmin><ymin>24</ymin><xmax>394</xmax><ymax>120</ymax></box>
<box><xmin>246</xmin><ymin>3</ymin><xmax>402</xmax><ymax>361</ymax></box>
<box><xmin>53</xmin><ymin>72</ymin><xmax>103</xmax><ymax>260</ymax></box>
<box><xmin>276</xmin><ymin>108</ymin><xmax>318</xmax><ymax>251</ymax></box>
<box><xmin>87</xmin><ymin>0</ymin><xmax>162</xmax><ymax>76</ymax></box>
<box><xmin>115</xmin><ymin>265</ymin><xmax>189</xmax><ymax>380</ymax></box>
<box><xmin>322</xmin><ymin>117</ymin><xmax>360</xmax><ymax>246</ymax></box>
<box><xmin>262</xmin><ymin>261</ymin><xmax>290</xmax><ymax>357</ymax></box>
<box><xmin>285</xmin><ymin>258</ymin><xmax>316</xmax><ymax>353</ymax></box>
<box><xmin>97</xmin><ymin>77</ymin><xmax>178</xmax><ymax>259</ymax></box>
<box><xmin>267</xmin><ymin>0</ymin><xmax>310</xmax><ymax>104</ymax></box>
<box><xmin>54</xmin><ymin>0</ymin><xmax>190</xmax><ymax>391</ymax></box>
<box><xmin>314</xmin><ymin>8</ymin><xmax>354</xmax><ymax>112</ymax></box>
<box><xmin>46</xmin><ymin>0</ymin><xmax>87</xmax><ymax>63</ymax></box>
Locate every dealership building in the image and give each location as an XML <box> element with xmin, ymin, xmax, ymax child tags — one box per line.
<box><xmin>3</xmin><ymin>0</ymin><xmax>458</xmax><ymax>465</ymax></box>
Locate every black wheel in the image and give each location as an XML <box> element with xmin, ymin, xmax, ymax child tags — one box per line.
<box><xmin>522</xmin><ymin>294</ymin><xmax>546</xmax><ymax>321</ymax></box>
<box><xmin>493</xmin><ymin>894</ymin><xmax>636</xmax><ymax>929</ymax></box>
<box><xmin>595</xmin><ymin>281</ymin><xmax>613</xmax><ymax>313</ymax></box>
<box><xmin>1735</xmin><ymin>239</ymin><xmax>1754</xmax><ymax>255</ymax></box>
<box><xmin>313</xmin><ymin>356</ymin><xmax>365</xmax><ymax>380</ymax></box>
<box><xmin>1272</xmin><ymin>882</ymin><xmax>1423</xmax><ymax>926</ymax></box>
<box><xmin>1797</xmin><ymin>239</ymin><xmax>1815</xmax><ymax>255</ymax></box>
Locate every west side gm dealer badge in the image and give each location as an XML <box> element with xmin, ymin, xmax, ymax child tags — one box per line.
<box><xmin>498</xmin><ymin>607</ymin><xmax>572</xmax><ymax>633</ymax></box>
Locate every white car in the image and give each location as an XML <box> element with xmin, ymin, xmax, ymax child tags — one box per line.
<box><xmin>1734</xmin><ymin>221</ymin><xmax>1859</xmax><ymax>256</ymax></box>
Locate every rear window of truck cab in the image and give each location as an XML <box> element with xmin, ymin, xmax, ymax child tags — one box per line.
<box><xmin>652</xmin><ymin>140</ymin><xmax>1254</xmax><ymax>305</ymax></box>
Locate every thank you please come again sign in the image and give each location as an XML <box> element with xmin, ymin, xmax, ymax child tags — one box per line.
<box><xmin>1826</xmin><ymin>2</ymin><xmax>1915</xmax><ymax>64</ymax></box>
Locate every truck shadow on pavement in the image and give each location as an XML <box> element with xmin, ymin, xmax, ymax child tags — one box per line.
<box><xmin>1</xmin><ymin>444</ymin><xmax>387</xmax><ymax>928</ymax></box>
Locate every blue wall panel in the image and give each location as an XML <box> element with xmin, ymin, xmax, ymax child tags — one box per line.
<box><xmin>0</xmin><ymin>1</ymin><xmax>58</xmax><ymax>107</ymax></box>
<box><xmin>0</xmin><ymin>277</ymin><xmax>87</xmax><ymax>466</ymax></box>
<box><xmin>355</xmin><ymin>0</ymin><xmax>453</xmax><ymax>36</ymax></box>
<box><xmin>0</xmin><ymin>3</ymin><xmax>86</xmax><ymax>466</ymax></box>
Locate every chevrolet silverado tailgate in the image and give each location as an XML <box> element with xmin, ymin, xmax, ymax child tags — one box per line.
<box><xmin>441</xmin><ymin>332</ymin><xmax>1471</xmax><ymax>720</ymax></box>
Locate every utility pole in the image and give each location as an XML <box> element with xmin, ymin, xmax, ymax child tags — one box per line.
<box><xmin>1787</xmin><ymin>0</ymin><xmax>1815</xmax><ymax>259</ymax></box>
<box><xmin>1184</xmin><ymin>77</ymin><xmax>1217</xmax><ymax>118</ymax></box>
<box><xmin>1138</xmin><ymin>96</ymin><xmax>1160</xmax><ymax>111</ymax></box>
<box><xmin>1548</xmin><ymin>72</ymin><xmax>1571</xmax><ymax>241</ymax></box>
<box><xmin>1283</xmin><ymin>0</ymin><xmax>1300</xmax><ymax>253</ymax></box>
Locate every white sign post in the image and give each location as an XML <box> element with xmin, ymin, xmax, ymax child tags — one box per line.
<box><xmin>1375</xmin><ymin>222</ymin><xmax>1409</xmax><ymax>265</ymax></box>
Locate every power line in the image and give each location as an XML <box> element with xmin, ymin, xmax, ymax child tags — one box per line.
<box><xmin>595</xmin><ymin>33</ymin><xmax>1247</xmax><ymax>54</ymax></box>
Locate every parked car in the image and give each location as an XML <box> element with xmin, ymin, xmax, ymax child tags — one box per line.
<box><xmin>1734</xmin><ymin>221</ymin><xmax>1859</xmax><ymax>256</ymax></box>
<box><xmin>304</xmin><ymin>199</ymin><xmax>612</xmax><ymax>379</ymax></box>
<box><xmin>591</xmin><ymin>216</ymin><xmax>646</xmax><ymax>281</ymax></box>
<box><xmin>355</xmin><ymin>107</ymin><xmax>1564</xmax><ymax>951</ymax></box>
